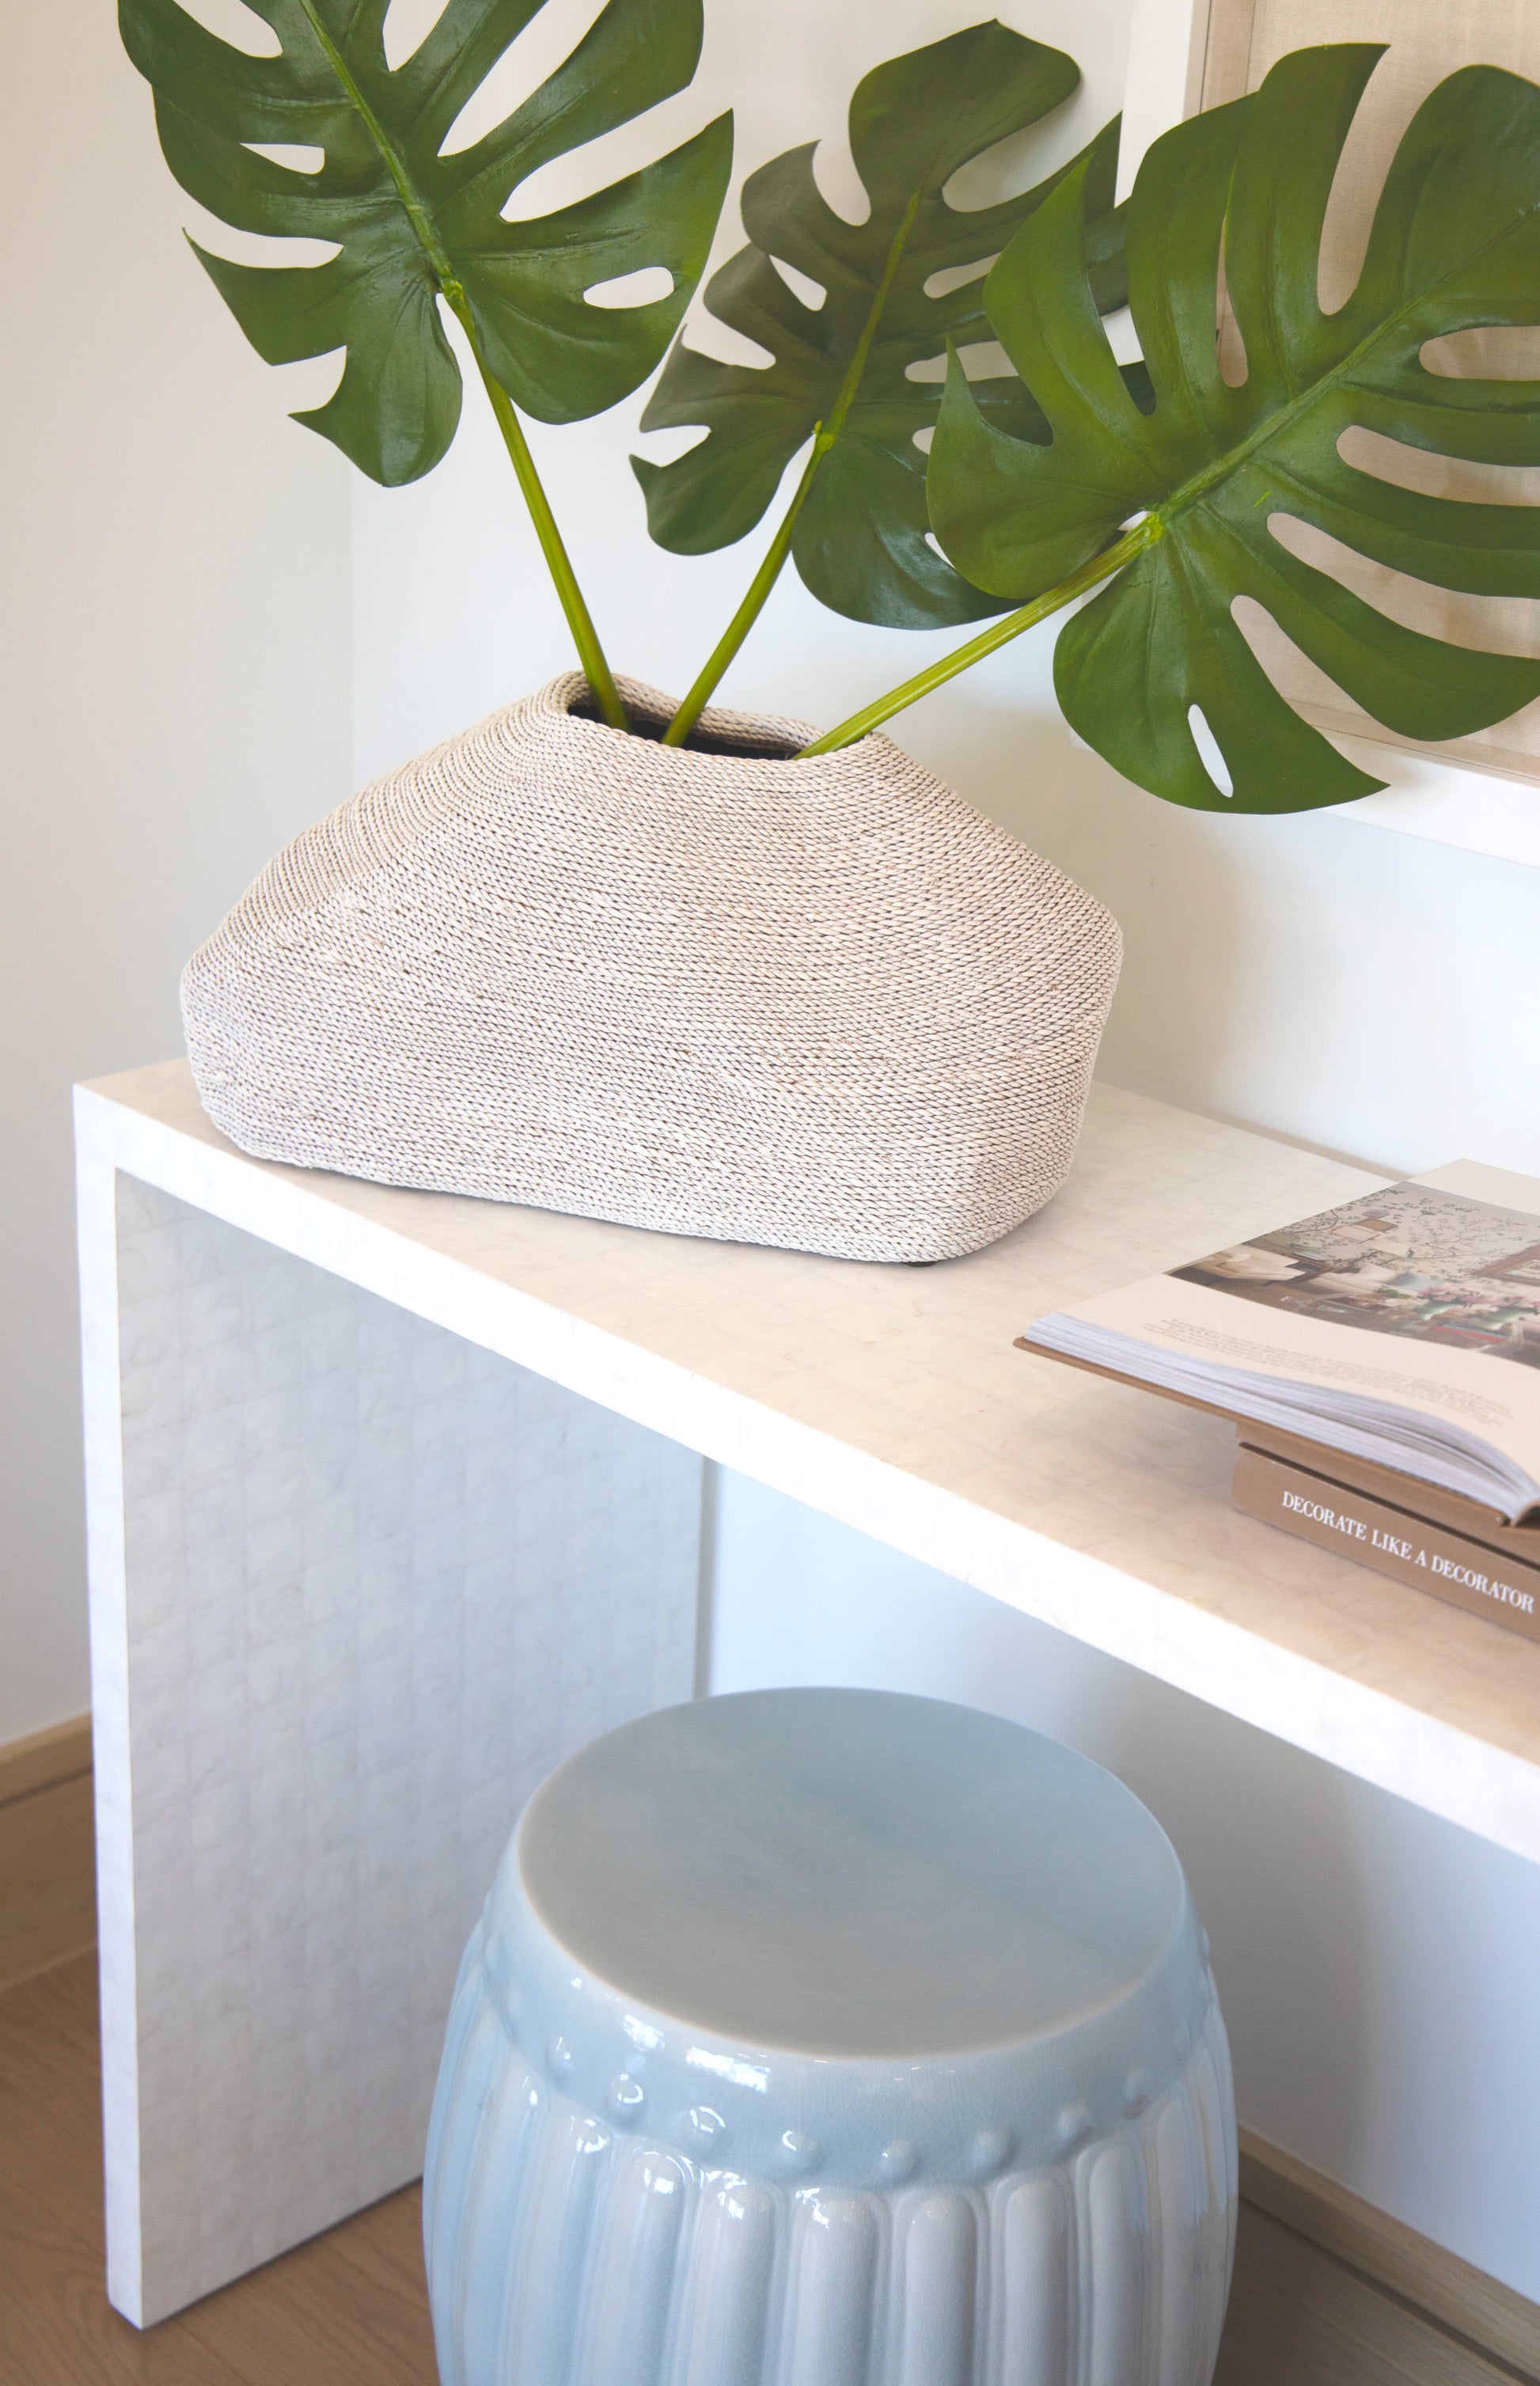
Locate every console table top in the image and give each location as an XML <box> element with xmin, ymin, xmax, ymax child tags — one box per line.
<box><xmin>78</xmin><ymin>1059</ymin><xmax>1540</xmax><ymax>1864</ymax></box>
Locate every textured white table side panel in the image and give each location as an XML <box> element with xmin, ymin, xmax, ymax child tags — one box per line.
<box><xmin>76</xmin><ymin>1072</ymin><xmax>1540</xmax><ymax>1872</ymax></box>
<box><xmin>75</xmin><ymin>1094</ymin><xmax>145</xmax><ymax>2319</ymax></box>
<box><xmin>82</xmin><ymin>1149</ymin><xmax>702</xmax><ymax>2327</ymax></box>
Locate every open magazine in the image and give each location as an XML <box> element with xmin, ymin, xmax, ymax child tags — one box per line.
<box><xmin>1022</xmin><ymin>1162</ymin><xmax>1540</xmax><ymax>1524</ymax></box>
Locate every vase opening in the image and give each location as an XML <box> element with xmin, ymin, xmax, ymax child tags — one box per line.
<box><xmin>566</xmin><ymin>680</ymin><xmax>806</xmax><ymax>762</ymax></box>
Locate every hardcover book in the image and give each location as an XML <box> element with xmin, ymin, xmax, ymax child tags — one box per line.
<box><xmin>1231</xmin><ymin>1431</ymin><xmax>1540</xmax><ymax>1644</ymax></box>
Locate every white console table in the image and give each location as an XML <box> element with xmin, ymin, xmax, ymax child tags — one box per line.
<box><xmin>76</xmin><ymin>1060</ymin><xmax>1540</xmax><ymax>2327</ymax></box>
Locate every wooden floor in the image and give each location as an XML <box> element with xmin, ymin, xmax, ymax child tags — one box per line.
<box><xmin>0</xmin><ymin>1956</ymin><xmax>436</xmax><ymax>2385</ymax></box>
<box><xmin>0</xmin><ymin>1953</ymin><xmax>1524</xmax><ymax>2386</ymax></box>
<box><xmin>1215</xmin><ymin>2212</ymin><xmax>1525</xmax><ymax>2386</ymax></box>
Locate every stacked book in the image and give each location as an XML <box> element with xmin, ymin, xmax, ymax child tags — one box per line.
<box><xmin>1018</xmin><ymin>1163</ymin><xmax>1540</xmax><ymax>1643</ymax></box>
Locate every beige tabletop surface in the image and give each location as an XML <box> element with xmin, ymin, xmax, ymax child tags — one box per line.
<box><xmin>78</xmin><ymin>1060</ymin><xmax>1540</xmax><ymax>1862</ymax></box>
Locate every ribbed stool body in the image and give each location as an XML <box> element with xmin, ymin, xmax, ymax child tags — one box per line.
<box><xmin>423</xmin><ymin>1690</ymin><xmax>1235</xmax><ymax>2384</ymax></box>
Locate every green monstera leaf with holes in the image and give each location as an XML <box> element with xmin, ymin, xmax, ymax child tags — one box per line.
<box><xmin>119</xmin><ymin>0</ymin><xmax>733</xmax><ymax>485</ymax></box>
<box><xmin>928</xmin><ymin>43</ymin><xmax>1540</xmax><ymax>810</ymax></box>
<box><xmin>632</xmin><ymin>21</ymin><xmax>1127</xmax><ymax>630</ymax></box>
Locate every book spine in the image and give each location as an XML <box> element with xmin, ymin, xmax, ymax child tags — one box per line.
<box><xmin>1233</xmin><ymin>1445</ymin><xmax>1540</xmax><ymax>1646</ymax></box>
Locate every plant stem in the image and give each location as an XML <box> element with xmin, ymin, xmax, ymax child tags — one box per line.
<box><xmin>796</xmin><ymin>518</ymin><xmax>1162</xmax><ymax>755</ymax></box>
<box><xmin>470</xmin><ymin>353</ymin><xmax>630</xmax><ymax>732</ymax></box>
<box><xmin>291</xmin><ymin>3</ymin><xmax>628</xmax><ymax>728</ymax></box>
<box><xmin>446</xmin><ymin>289</ymin><xmax>629</xmax><ymax>730</ymax></box>
<box><xmin>662</xmin><ymin>192</ymin><xmax>923</xmax><ymax>748</ymax></box>
<box><xmin>661</xmin><ymin>439</ymin><xmax>824</xmax><ymax>745</ymax></box>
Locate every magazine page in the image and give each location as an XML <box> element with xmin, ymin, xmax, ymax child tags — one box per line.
<box><xmin>1045</xmin><ymin>1172</ymin><xmax>1540</xmax><ymax>1479</ymax></box>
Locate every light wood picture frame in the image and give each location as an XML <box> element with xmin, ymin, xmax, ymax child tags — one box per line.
<box><xmin>1119</xmin><ymin>0</ymin><xmax>1540</xmax><ymax>864</ymax></box>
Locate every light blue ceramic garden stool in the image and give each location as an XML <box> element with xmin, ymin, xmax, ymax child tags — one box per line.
<box><xmin>423</xmin><ymin>1688</ymin><xmax>1236</xmax><ymax>2386</ymax></box>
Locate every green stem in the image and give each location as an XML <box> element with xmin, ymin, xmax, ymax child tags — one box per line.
<box><xmin>796</xmin><ymin>518</ymin><xmax>1162</xmax><ymax>756</ymax></box>
<box><xmin>292</xmin><ymin>1</ymin><xmax>628</xmax><ymax>730</ymax></box>
<box><xmin>661</xmin><ymin>438</ymin><xmax>823</xmax><ymax>745</ymax></box>
<box><xmin>446</xmin><ymin>289</ymin><xmax>629</xmax><ymax>731</ymax></box>
<box><xmin>663</xmin><ymin>191</ymin><xmax>923</xmax><ymax>748</ymax></box>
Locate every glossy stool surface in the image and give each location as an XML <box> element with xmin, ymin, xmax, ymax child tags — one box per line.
<box><xmin>424</xmin><ymin>1687</ymin><xmax>1236</xmax><ymax>2384</ymax></box>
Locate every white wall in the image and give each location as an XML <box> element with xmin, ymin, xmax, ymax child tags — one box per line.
<box><xmin>351</xmin><ymin>0</ymin><xmax>1540</xmax><ymax>2302</ymax></box>
<box><xmin>0</xmin><ymin>2</ymin><xmax>351</xmax><ymax>1739</ymax></box>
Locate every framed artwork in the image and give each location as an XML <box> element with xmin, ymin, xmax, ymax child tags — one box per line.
<box><xmin>1119</xmin><ymin>0</ymin><xmax>1540</xmax><ymax>864</ymax></box>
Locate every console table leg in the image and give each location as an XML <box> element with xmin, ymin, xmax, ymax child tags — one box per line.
<box><xmin>78</xmin><ymin>1161</ymin><xmax>703</xmax><ymax>2326</ymax></box>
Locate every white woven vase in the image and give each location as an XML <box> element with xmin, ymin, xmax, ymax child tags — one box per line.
<box><xmin>182</xmin><ymin>676</ymin><xmax>1121</xmax><ymax>1263</ymax></box>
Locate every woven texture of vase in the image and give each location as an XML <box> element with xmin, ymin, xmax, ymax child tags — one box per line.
<box><xmin>181</xmin><ymin>677</ymin><xmax>1121</xmax><ymax>1262</ymax></box>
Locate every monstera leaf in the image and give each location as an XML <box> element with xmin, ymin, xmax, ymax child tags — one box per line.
<box><xmin>121</xmin><ymin>0</ymin><xmax>733</xmax><ymax>485</ymax></box>
<box><xmin>633</xmin><ymin>21</ymin><xmax>1125</xmax><ymax>630</ymax></box>
<box><xmin>928</xmin><ymin>44</ymin><xmax>1540</xmax><ymax>810</ymax></box>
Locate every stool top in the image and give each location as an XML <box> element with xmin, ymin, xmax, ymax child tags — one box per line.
<box><xmin>515</xmin><ymin>1688</ymin><xmax>1189</xmax><ymax>2060</ymax></box>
